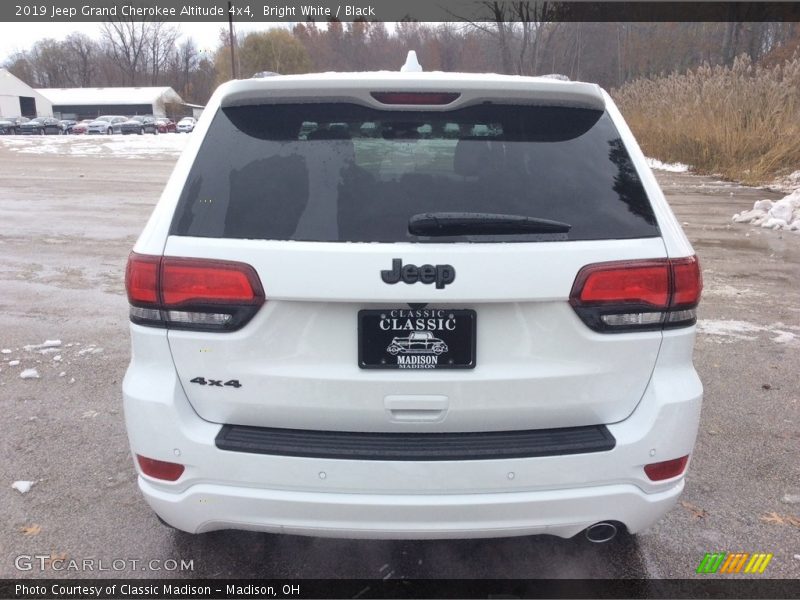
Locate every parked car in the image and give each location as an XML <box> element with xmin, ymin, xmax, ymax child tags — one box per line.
<box><xmin>124</xmin><ymin>54</ymin><xmax>703</xmax><ymax>541</ymax></box>
<box><xmin>0</xmin><ymin>118</ymin><xmax>15</xmax><ymax>135</ymax></box>
<box><xmin>70</xmin><ymin>119</ymin><xmax>93</xmax><ymax>135</ymax></box>
<box><xmin>155</xmin><ymin>118</ymin><xmax>176</xmax><ymax>133</ymax></box>
<box><xmin>59</xmin><ymin>120</ymin><xmax>77</xmax><ymax>134</ymax></box>
<box><xmin>176</xmin><ymin>117</ymin><xmax>196</xmax><ymax>133</ymax></box>
<box><xmin>0</xmin><ymin>116</ymin><xmax>29</xmax><ymax>135</ymax></box>
<box><xmin>121</xmin><ymin>115</ymin><xmax>159</xmax><ymax>135</ymax></box>
<box><xmin>87</xmin><ymin>116</ymin><xmax>127</xmax><ymax>135</ymax></box>
<box><xmin>19</xmin><ymin>117</ymin><xmax>63</xmax><ymax>135</ymax></box>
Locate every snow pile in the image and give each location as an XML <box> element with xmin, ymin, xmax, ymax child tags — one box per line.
<box><xmin>646</xmin><ymin>158</ymin><xmax>690</xmax><ymax>173</ymax></box>
<box><xmin>732</xmin><ymin>189</ymin><xmax>800</xmax><ymax>232</ymax></box>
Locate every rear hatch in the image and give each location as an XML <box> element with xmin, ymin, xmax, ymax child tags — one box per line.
<box><xmin>160</xmin><ymin>93</ymin><xmax>667</xmax><ymax>432</ymax></box>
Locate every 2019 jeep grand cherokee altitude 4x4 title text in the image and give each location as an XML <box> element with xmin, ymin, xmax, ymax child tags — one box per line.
<box><xmin>123</xmin><ymin>58</ymin><xmax>702</xmax><ymax>540</ymax></box>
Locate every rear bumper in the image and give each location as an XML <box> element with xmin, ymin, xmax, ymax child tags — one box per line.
<box><xmin>140</xmin><ymin>477</ymin><xmax>683</xmax><ymax>539</ymax></box>
<box><xmin>124</xmin><ymin>327</ymin><xmax>702</xmax><ymax>538</ymax></box>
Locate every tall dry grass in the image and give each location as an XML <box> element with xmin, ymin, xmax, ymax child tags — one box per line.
<box><xmin>613</xmin><ymin>55</ymin><xmax>800</xmax><ymax>184</ymax></box>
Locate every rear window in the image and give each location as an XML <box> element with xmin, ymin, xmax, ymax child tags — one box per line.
<box><xmin>170</xmin><ymin>103</ymin><xmax>659</xmax><ymax>242</ymax></box>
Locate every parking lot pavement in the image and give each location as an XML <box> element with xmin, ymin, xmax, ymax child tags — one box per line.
<box><xmin>1</xmin><ymin>141</ymin><xmax>798</xmax><ymax>580</ymax></box>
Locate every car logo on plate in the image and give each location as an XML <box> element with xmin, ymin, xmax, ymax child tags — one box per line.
<box><xmin>387</xmin><ymin>331</ymin><xmax>449</xmax><ymax>356</ymax></box>
<box><xmin>380</xmin><ymin>258</ymin><xmax>455</xmax><ymax>289</ymax></box>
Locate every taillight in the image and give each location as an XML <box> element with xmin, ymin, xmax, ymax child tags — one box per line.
<box><xmin>136</xmin><ymin>455</ymin><xmax>185</xmax><ymax>481</ymax></box>
<box><xmin>570</xmin><ymin>256</ymin><xmax>702</xmax><ymax>332</ymax></box>
<box><xmin>370</xmin><ymin>92</ymin><xmax>460</xmax><ymax>105</ymax></box>
<box><xmin>644</xmin><ymin>455</ymin><xmax>689</xmax><ymax>481</ymax></box>
<box><xmin>125</xmin><ymin>252</ymin><xmax>265</xmax><ymax>332</ymax></box>
<box><xmin>125</xmin><ymin>253</ymin><xmax>159</xmax><ymax>305</ymax></box>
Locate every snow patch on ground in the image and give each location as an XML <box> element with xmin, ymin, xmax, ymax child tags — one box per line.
<box><xmin>0</xmin><ymin>134</ymin><xmax>189</xmax><ymax>159</ymax></box>
<box><xmin>12</xmin><ymin>481</ymin><xmax>34</xmax><ymax>494</ymax></box>
<box><xmin>23</xmin><ymin>340</ymin><xmax>61</xmax><ymax>351</ymax></box>
<box><xmin>703</xmin><ymin>284</ymin><xmax>766</xmax><ymax>298</ymax></box>
<box><xmin>771</xmin><ymin>330</ymin><xmax>797</xmax><ymax>345</ymax></box>
<box><xmin>78</xmin><ymin>345</ymin><xmax>103</xmax><ymax>356</ymax></box>
<box><xmin>646</xmin><ymin>157</ymin><xmax>690</xmax><ymax>173</ymax></box>
<box><xmin>0</xmin><ymin>339</ymin><xmax>108</xmax><ymax>383</ymax></box>
<box><xmin>768</xmin><ymin>170</ymin><xmax>800</xmax><ymax>194</ymax></box>
<box><xmin>697</xmin><ymin>319</ymin><xmax>800</xmax><ymax>345</ymax></box>
<box><xmin>697</xmin><ymin>319</ymin><xmax>766</xmax><ymax>340</ymax></box>
<box><xmin>732</xmin><ymin>189</ymin><xmax>800</xmax><ymax>233</ymax></box>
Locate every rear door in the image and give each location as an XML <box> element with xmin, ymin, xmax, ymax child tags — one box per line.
<box><xmin>164</xmin><ymin>100</ymin><xmax>666</xmax><ymax>432</ymax></box>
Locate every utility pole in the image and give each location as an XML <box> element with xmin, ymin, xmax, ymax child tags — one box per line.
<box><xmin>228</xmin><ymin>1</ymin><xmax>237</xmax><ymax>79</ymax></box>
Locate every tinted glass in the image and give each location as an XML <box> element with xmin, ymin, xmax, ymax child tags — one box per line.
<box><xmin>171</xmin><ymin>103</ymin><xmax>659</xmax><ymax>242</ymax></box>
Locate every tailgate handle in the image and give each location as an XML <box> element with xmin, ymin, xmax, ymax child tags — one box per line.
<box><xmin>384</xmin><ymin>395</ymin><xmax>448</xmax><ymax>423</ymax></box>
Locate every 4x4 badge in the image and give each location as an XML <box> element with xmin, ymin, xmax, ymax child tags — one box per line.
<box><xmin>381</xmin><ymin>258</ymin><xmax>455</xmax><ymax>289</ymax></box>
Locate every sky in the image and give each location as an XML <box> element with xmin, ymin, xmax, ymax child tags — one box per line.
<box><xmin>0</xmin><ymin>22</ymin><xmax>288</xmax><ymax>63</ymax></box>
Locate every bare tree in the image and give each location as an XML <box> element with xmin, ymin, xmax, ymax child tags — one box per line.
<box><xmin>147</xmin><ymin>21</ymin><xmax>179</xmax><ymax>84</ymax></box>
<box><xmin>101</xmin><ymin>18</ymin><xmax>151</xmax><ymax>85</ymax></box>
<box><xmin>172</xmin><ymin>39</ymin><xmax>199</xmax><ymax>96</ymax></box>
<box><xmin>479</xmin><ymin>2</ymin><xmax>514</xmax><ymax>73</ymax></box>
<box><xmin>4</xmin><ymin>52</ymin><xmax>36</xmax><ymax>85</ymax></box>
<box><xmin>64</xmin><ymin>33</ymin><xmax>97</xmax><ymax>86</ymax></box>
<box><xmin>453</xmin><ymin>2</ymin><xmax>555</xmax><ymax>75</ymax></box>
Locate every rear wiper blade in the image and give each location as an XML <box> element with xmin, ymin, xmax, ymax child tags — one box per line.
<box><xmin>409</xmin><ymin>212</ymin><xmax>571</xmax><ymax>236</ymax></box>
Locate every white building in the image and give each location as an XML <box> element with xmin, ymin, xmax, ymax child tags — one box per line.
<box><xmin>0</xmin><ymin>68</ymin><xmax>53</xmax><ymax>118</ymax></box>
<box><xmin>36</xmin><ymin>86</ymin><xmax>184</xmax><ymax>120</ymax></box>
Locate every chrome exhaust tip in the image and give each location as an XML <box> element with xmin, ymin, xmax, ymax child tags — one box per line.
<box><xmin>585</xmin><ymin>521</ymin><xmax>618</xmax><ymax>543</ymax></box>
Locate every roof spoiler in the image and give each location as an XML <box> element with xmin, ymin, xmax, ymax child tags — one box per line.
<box><xmin>218</xmin><ymin>77</ymin><xmax>605</xmax><ymax>112</ymax></box>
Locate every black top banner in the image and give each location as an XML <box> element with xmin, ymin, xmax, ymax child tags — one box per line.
<box><xmin>3</xmin><ymin>1</ymin><xmax>800</xmax><ymax>23</ymax></box>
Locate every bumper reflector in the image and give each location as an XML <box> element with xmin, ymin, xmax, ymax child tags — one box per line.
<box><xmin>136</xmin><ymin>455</ymin><xmax>185</xmax><ymax>481</ymax></box>
<box><xmin>644</xmin><ymin>455</ymin><xmax>689</xmax><ymax>481</ymax></box>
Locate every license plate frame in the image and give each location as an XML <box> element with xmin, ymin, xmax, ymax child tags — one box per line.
<box><xmin>358</xmin><ymin>309</ymin><xmax>476</xmax><ymax>370</ymax></box>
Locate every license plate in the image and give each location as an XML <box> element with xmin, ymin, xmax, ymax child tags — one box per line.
<box><xmin>358</xmin><ymin>309</ymin><xmax>476</xmax><ymax>369</ymax></box>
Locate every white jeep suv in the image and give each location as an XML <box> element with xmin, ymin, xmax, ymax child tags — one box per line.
<box><xmin>123</xmin><ymin>65</ymin><xmax>702</xmax><ymax>540</ymax></box>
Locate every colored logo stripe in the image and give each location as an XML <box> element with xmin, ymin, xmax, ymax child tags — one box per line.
<box><xmin>745</xmin><ymin>553</ymin><xmax>773</xmax><ymax>573</ymax></box>
<box><xmin>696</xmin><ymin>552</ymin><xmax>773</xmax><ymax>574</ymax></box>
<box><xmin>720</xmin><ymin>553</ymin><xmax>749</xmax><ymax>573</ymax></box>
<box><xmin>697</xmin><ymin>553</ymin><xmax>726</xmax><ymax>574</ymax></box>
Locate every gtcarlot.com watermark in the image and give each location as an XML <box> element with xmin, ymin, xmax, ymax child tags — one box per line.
<box><xmin>15</xmin><ymin>555</ymin><xmax>194</xmax><ymax>572</ymax></box>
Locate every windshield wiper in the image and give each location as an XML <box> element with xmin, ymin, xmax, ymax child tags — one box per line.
<box><xmin>408</xmin><ymin>212</ymin><xmax>571</xmax><ymax>236</ymax></box>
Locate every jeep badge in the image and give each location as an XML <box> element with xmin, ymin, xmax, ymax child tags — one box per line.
<box><xmin>381</xmin><ymin>258</ymin><xmax>455</xmax><ymax>289</ymax></box>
